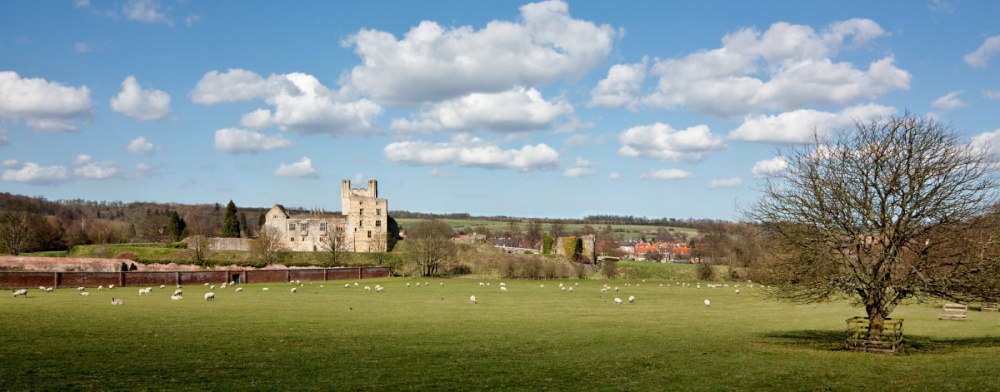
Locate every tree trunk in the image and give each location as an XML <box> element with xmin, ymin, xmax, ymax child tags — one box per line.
<box><xmin>865</xmin><ymin>304</ymin><xmax>887</xmax><ymax>342</ymax></box>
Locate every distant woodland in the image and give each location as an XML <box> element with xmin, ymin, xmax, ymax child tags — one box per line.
<box><xmin>0</xmin><ymin>192</ymin><xmax>729</xmax><ymax>255</ymax></box>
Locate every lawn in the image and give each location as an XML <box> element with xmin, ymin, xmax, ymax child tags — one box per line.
<box><xmin>2</xmin><ymin>277</ymin><xmax>998</xmax><ymax>391</ymax></box>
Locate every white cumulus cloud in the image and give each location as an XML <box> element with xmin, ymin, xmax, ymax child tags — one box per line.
<box><xmin>588</xmin><ymin>60</ymin><xmax>646</xmax><ymax>110</ymax></box>
<box><xmin>971</xmin><ymin>129</ymin><xmax>1000</xmax><ymax>161</ymax></box>
<box><xmin>607</xmin><ymin>19</ymin><xmax>911</xmax><ymax>117</ymax></box>
<box><xmin>640</xmin><ymin>169</ymin><xmax>694</xmax><ymax>180</ymax></box>
<box><xmin>965</xmin><ymin>35</ymin><xmax>1000</xmax><ymax>68</ymax></box>
<box><xmin>0</xmin><ymin>71</ymin><xmax>92</xmax><ymax>132</ymax></box>
<box><xmin>274</xmin><ymin>157</ymin><xmax>318</xmax><ymax>178</ymax></box>
<box><xmin>562</xmin><ymin>157</ymin><xmax>596</xmax><ymax>178</ymax></box>
<box><xmin>384</xmin><ymin>133</ymin><xmax>559</xmax><ymax>171</ymax></box>
<box><xmin>125</xmin><ymin>137</ymin><xmax>158</xmax><ymax>155</ymax></box>
<box><xmin>110</xmin><ymin>76</ymin><xmax>171</xmax><ymax>120</ymax></box>
<box><xmin>391</xmin><ymin>86</ymin><xmax>574</xmax><ymax>133</ymax></box>
<box><xmin>618</xmin><ymin>123</ymin><xmax>725</xmax><ymax>162</ymax></box>
<box><xmin>123</xmin><ymin>0</ymin><xmax>171</xmax><ymax>25</ymax></box>
<box><xmin>343</xmin><ymin>0</ymin><xmax>617</xmax><ymax>105</ymax></box>
<box><xmin>751</xmin><ymin>156</ymin><xmax>789</xmax><ymax>178</ymax></box>
<box><xmin>214</xmin><ymin>128</ymin><xmax>293</xmax><ymax>154</ymax></box>
<box><xmin>729</xmin><ymin>104</ymin><xmax>895</xmax><ymax>144</ymax></box>
<box><xmin>709</xmin><ymin>177</ymin><xmax>743</xmax><ymax>188</ymax></box>
<box><xmin>930</xmin><ymin>90</ymin><xmax>966</xmax><ymax>113</ymax></box>
<box><xmin>2</xmin><ymin>162</ymin><xmax>70</xmax><ymax>184</ymax></box>
<box><xmin>192</xmin><ymin>69</ymin><xmax>383</xmax><ymax>135</ymax></box>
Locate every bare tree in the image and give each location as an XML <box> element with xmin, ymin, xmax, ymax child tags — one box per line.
<box><xmin>250</xmin><ymin>225</ymin><xmax>285</xmax><ymax>267</ymax></box>
<box><xmin>190</xmin><ymin>235</ymin><xmax>210</xmax><ymax>265</ymax></box>
<box><xmin>369</xmin><ymin>230</ymin><xmax>388</xmax><ymax>266</ymax></box>
<box><xmin>319</xmin><ymin>228</ymin><xmax>347</xmax><ymax>266</ymax></box>
<box><xmin>0</xmin><ymin>211</ymin><xmax>35</xmax><ymax>255</ymax></box>
<box><xmin>744</xmin><ymin>113</ymin><xmax>1000</xmax><ymax>341</ymax></box>
<box><xmin>400</xmin><ymin>219</ymin><xmax>456</xmax><ymax>276</ymax></box>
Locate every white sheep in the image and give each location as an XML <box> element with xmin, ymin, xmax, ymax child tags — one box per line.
<box><xmin>479</xmin><ymin>282</ymin><xmax>485</xmax><ymax>287</ymax></box>
<box><xmin>540</xmin><ymin>284</ymin><xmax>545</xmax><ymax>288</ymax></box>
<box><xmin>344</xmin><ymin>284</ymin><xmax>350</xmax><ymax>288</ymax></box>
<box><xmin>39</xmin><ymin>286</ymin><xmax>46</xmax><ymax>290</ymax></box>
<box><xmin>170</xmin><ymin>294</ymin><xmax>182</xmax><ymax>300</ymax></box>
<box><xmin>210</xmin><ymin>285</ymin><xmax>215</xmax><ymax>290</ymax></box>
<box><xmin>12</xmin><ymin>289</ymin><xmax>28</xmax><ymax>298</ymax></box>
<box><xmin>470</xmin><ymin>295</ymin><xmax>477</xmax><ymax>304</ymax></box>
<box><xmin>735</xmin><ymin>289</ymin><xmax>740</xmax><ymax>295</ymax></box>
<box><xmin>614</xmin><ymin>297</ymin><xmax>623</xmax><ymax>305</ymax></box>
<box><xmin>172</xmin><ymin>289</ymin><xmax>183</xmax><ymax>296</ymax></box>
<box><xmin>500</xmin><ymin>286</ymin><xmax>508</xmax><ymax>293</ymax></box>
<box><xmin>499</xmin><ymin>282</ymin><xmax>506</xmax><ymax>287</ymax></box>
<box><xmin>220</xmin><ymin>283</ymin><xmax>227</xmax><ymax>289</ymax></box>
<box><xmin>108</xmin><ymin>284</ymin><xmax>114</xmax><ymax>290</ymax></box>
<box><xmin>204</xmin><ymin>283</ymin><xmax>209</xmax><ymax>286</ymax></box>
<box><xmin>376</xmin><ymin>286</ymin><xmax>384</xmax><ymax>293</ymax></box>
<box><xmin>615</xmin><ymin>287</ymin><xmax>619</xmax><ymax>291</ymax></box>
<box><xmin>204</xmin><ymin>292</ymin><xmax>215</xmax><ymax>301</ymax></box>
<box><xmin>262</xmin><ymin>288</ymin><xmax>269</xmax><ymax>291</ymax></box>
<box><xmin>561</xmin><ymin>287</ymin><xmax>566</xmax><ymax>291</ymax></box>
<box><xmin>77</xmin><ymin>287</ymin><xmax>85</xmax><ymax>291</ymax></box>
<box><xmin>110</xmin><ymin>298</ymin><xmax>123</xmax><ymax>305</ymax></box>
<box><xmin>235</xmin><ymin>287</ymin><xmax>243</xmax><ymax>293</ymax></box>
<box><xmin>98</xmin><ymin>285</ymin><xmax>103</xmax><ymax>290</ymax></box>
<box><xmin>138</xmin><ymin>287</ymin><xmax>152</xmax><ymax>296</ymax></box>
<box><xmin>440</xmin><ymin>282</ymin><xmax>444</xmax><ymax>286</ymax></box>
<box><xmin>628</xmin><ymin>295</ymin><xmax>635</xmax><ymax>303</ymax></box>
<box><xmin>290</xmin><ymin>288</ymin><xmax>297</xmax><ymax>293</ymax></box>
<box><xmin>568</xmin><ymin>287</ymin><xmax>573</xmax><ymax>292</ymax></box>
<box><xmin>45</xmin><ymin>287</ymin><xmax>53</xmax><ymax>293</ymax></box>
<box><xmin>406</xmin><ymin>283</ymin><xmax>411</xmax><ymax>287</ymax></box>
<box><xmin>79</xmin><ymin>291</ymin><xmax>91</xmax><ymax>296</ymax></box>
<box><xmin>364</xmin><ymin>286</ymin><xmax>372</xmax><ymax>292</ymax></box>
<box><xmin>704</xmin><ymin>299</ymin><xmax>711</xmax><ymax>307</ymax></box>
<box><xmin>160</xmin><ymin>284</ymin><xmax>166</xmax><ymax>289</ymax></box>
<box><xmin>600</xmin><ymin>288</ymin><xmax>608</xmax><ymax>294</ymax></box>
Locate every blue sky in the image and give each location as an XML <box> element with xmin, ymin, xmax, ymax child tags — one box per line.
<box><xmin>2</xmin><ymin>0</ymin><xmax>999</xmax><ymax>221</ymax></box>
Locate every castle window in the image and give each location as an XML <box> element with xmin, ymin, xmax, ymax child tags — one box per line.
<box><xmin>288</xmin><ymin>223</ymin><xmax>296</xmax><ymax>230</ymax></box>
<box><xmin>376</xmin><ymin>209</ymin><xmax>381</xmax><ymax>215</ymax></box>
<box><xmin>359</xmin><ymin>220</ymin><xmax>363</xmax><ymax>227</ymax></box>
<box><xmin>319</xmin><ymin>223</ymin><xmax>327</xmax><ymax>231</ymax></box>
<box><xmin>360</xmin><ymin>208</ymin><xmax>364</xmax><ymax>215</ymax></box>
<box><xmin>375</xmin><ymin>220</ymin><xmax>381</xmax><ymax>227</ymax></box>
<box><xmin>367</xmin><ymin>230</ymin><xmax>372</xmax><ymax>238</ymax></box>
<box><xmin>290</xmin><ymin>237</ymin><xmax>295</xmax><ymax>242</ymax></box>
<box><xmin>300</xmin><ymin>222</ymin><xmax>309</xmax><ymax>231</ymax></box>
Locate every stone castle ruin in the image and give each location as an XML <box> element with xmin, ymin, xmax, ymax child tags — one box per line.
<box><xmin>263</xmin><ymin>179</ymin><xmax>390</xmax><ymax>252</ymax></box>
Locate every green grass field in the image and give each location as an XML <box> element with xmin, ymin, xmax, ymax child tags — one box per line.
<box><xmin>3</xmin><ymin>276</ymin><xmax>999</xmax><ymax>390</ymax></box>
<box><xmin>395</xmin><ymin>218</ymin><xmax>698</xmax><ymax>239</ymax></box>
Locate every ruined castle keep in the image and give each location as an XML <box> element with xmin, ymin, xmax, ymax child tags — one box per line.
<box><xmin>263</xmin><ymin>179</ymin><xmax>389</xmax><ymax>252</ymax></box>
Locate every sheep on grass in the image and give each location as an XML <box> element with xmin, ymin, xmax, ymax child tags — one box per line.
<box><xmin>204</xmin><ymin>292</ymin><xmax>215</xmax><ymax>301</ymax></box>
<box><xmin>79</xmin><ymin>291</ymin><xmax>90</xmax><ymax>296</ymax></box>
<box><xmin>704</xmin><ymin>299</ymin><xmax>711</xmax><ymax>307</ymax></box>
<box><xmin>110</xmin><ymin>298</ymin><xmax>124</xmax><ymax>305</ymax></box>
<box><xmin>170</xmin><ymin>294</ymin><xmax>182</xmax><ymax>300</ymax></box>
<box><xmin>614</xmin><ymin>297</ymin><xmax>623</xmax><ymax>305</ymax></box>
<box><xmin>235</xmin><ymin>287</ymin><xmax>243</xmax><ymax>293</ymax></box>
<box><xmin>470</xmin><ymin>295</ymin><xmax>477</xmax><ymax>304</ymax></box>
<box><xmin>290</xmin><ymin>288</ymin><xmax>297</xmax><ymax>293</ymax></box>
<box><xmin>628</xmin><ymin>295</ymin><xmax>635</xmax><ymax>303</ymax></box>
<box><xmin>12</xmin><ymin>289</ymin><xmax>28</xmax><ymax>298</ymax></box>
<box><xmin>172</xmin><ymin>289</ymin><xmax>183</xmax><ymax>297</ymax></box>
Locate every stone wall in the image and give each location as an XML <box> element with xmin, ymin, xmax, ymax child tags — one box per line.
<box><xmin>0</xmin><ymin>267</ymin><xmax>390</xmax><ymax>289</ymax></box>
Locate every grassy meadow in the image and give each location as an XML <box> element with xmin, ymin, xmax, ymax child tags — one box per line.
<box><xmin>2</xmin><ymin>273</ymin><xmax>999</xmax><ymax>390</ymax></box>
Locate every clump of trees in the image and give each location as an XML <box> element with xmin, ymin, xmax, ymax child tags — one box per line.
<box><xmin>744</xmin><ymin>113</ymin><xmax>1000</xmax><ymax>341</ymax></box>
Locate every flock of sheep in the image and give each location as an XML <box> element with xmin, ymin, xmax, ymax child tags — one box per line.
<box><xmin>11</xmin><ymin>278</ymin><xmax>761</xmax><ymax>309</ymax></box>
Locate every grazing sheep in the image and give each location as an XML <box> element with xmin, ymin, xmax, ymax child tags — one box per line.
<box><xmin>614</xmin><ymin>287</ymin><xmax>619</xmax><ymax>292</ymax></box>
<box><xmin>600</xmin><ymin>288</ymin><xmax>608</xmax><ymax>293</ymax></box>
<box><xmin>262</xmin><ymin>288</ymin><xmax>269</xmax><ymax>291</ymax></box>
<box><xmin>407</xmin><ymin>283</ymin><xmax>411</xmax><ymax>287</ymax></box>
<box><xmin>470</xmin><ymin>295</ymin><xmax>477</xmax><ymax>304</ymax></box>
<box><xmin>172</xmin><ymin>289</ymin><xmax>183</xmax><ymax>296</ymax></box>
<box><xmin>540</xmin><ymin>284</ymin><xmax>545</xmax><ymax>288</ymax></box>
<box><xmin>205</xmin><ymin>292</ymin><xmax>215</xmax><ymax>301</ymax></box>
<box><xmin>561</xmin><ymin>287</ymin><xmax>566</xmax><ymax>291</ymax></box>
<box><xmin>290</xmin><ymin>288</ymin><xmax>297</xmax><ymax>293</ymax></box>
<box><xmin>45</xmin><ymin>287</ymin><xmax>53</xmax><ymax>293</ymax></box>
<box><xmin>344</xmin><ymin>284</ymin><xmax>350</xmax><ymax>288</ymax></box>
<box><xmin>376</xmin><ymin>286</ymin><xmax>384</xmax><ymax>293</ymax></box>
<box><xmin>160</xmin><ymin>284</ymin><xmax>166</xmax><ymax>289</ymax></box>
<box><xmin>568</xmin><ymin>287</ymin><xmax>574</xmax><ymax>292</ymax></box>
<box><xmin>354</xmin><ymin>282</ymin><xmax>359</xmax><ymax>287</ymax></box>
<box><xmin>77</xmin><ymin>287</ymin><xmax>86</xmax><ymax>291</ymax></box>
<box><xmin>479</xmin><ymin>282</ymin><xmax>485</xmax><ymax>287</ymax></box>
<box><xmin>220</xmin><ymin>283</ymin><xmax>227</xmax><ymax>289</ymax></box>
<box><xmin>704</xmin><ymin>299</ymin><xmax>711</xmax><ymax>307</ymax></box>
<box><xmin>735</xmin><ymin>289</ymin><xmax>740</xmax><ymax>295</ymax></box>
<box><xmin>79</xmin><ymin>291</ymin><xmax>90</xmax><ymax>296</ymax></box>
<box><xmin>235</xmin><ymin>287</ymin><xmax>243</xmax><ymax>293</ymax></box>
<box><xmin>500</xmin><ymin>286</ymin><xmax>508</xmax><ymax>293</ymax></box>
<box><xmin>170</xmin><ymin>294</ymin><xmax>182</xmax><ymax>300</ymax></box>
<box><xmin>98</xmin><ymin>285</ymin><xmax>103</xmax><ymax>290</ymax></box>
<box><xmin>440</xmin><ymin>282</ymin><xmax>444</xmax><ymax>286</ymax></box>
<box><xmin>39</xmin><ymin>286</ymin><xmax>46</xmax><ymax>290</ymax></box>
<box><xmin>364</xmin><ymin>286</ymin><xmax>372</xmax><ymax>292</ymax></box>
<box><xmin>138</xmin><ymin>287</ymin><xmax>152</xmax><ymax>296</ymax></box>
<box><xmin>628</xmin><ymin>295</ymin><xmax>635</xmax><ymax>303</ymax></box>
<box><xmin>204</xmin><ymin>283</ymin><xmax>209</xmax><ymax>286</ymax></box>
<box><xmin>499</xmin><ymin>282</ymin><xmax>506</xmax><ymax>287</ymax></box>
<box><xmin>415</xmin><ymin>283</ymin><xmax>421</xmax><ymax>287</ymax></box>
<box><xmin>559</xmin><ymin>283</ymin><xmax>564</xmax><ymax>288</ymax></box>
<box><xmin>110</xmin><ymin>298</ymin><xmax>123</xmax><ymax>305</ymax></box>
<box><xmin>108</xmin><ymin>284</ymin><xmax>114</xmax><ymax>290</ymax></box>
<box><xmin>614</xmin><ymin>297</ymin><xmax>623</xmax><ymax>305</ymax></box>
<box><xmin>12</xmin><ymin>289</ymin><xmax>28</xmax><ymax>298</ymax></box>
<box><xmin>210</xmin><ymin>285</ymin><xmax>215</xmax><ymax>290</ymax></box>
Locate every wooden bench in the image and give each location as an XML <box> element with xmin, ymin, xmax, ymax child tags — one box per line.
<box><xmin>940</xmin><ymin>303</ymin><xmax>968</xmax><ymax>320</ymax></box>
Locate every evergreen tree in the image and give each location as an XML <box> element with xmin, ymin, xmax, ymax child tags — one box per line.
<box><xmin>167</xmin><ymin>211</ymin><xmax>187</xmax><ymax>242</ymax></box>
<box><xmin>221</xmin><ymin>200</ymin><xmax>241</xmax><ymax>238</ymax></box>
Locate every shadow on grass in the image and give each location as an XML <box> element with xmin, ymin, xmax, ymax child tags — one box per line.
<box><xmin>761</xmin><ymin>330</ymin><xmax>1000</xmax><ymax>355</ymax></box>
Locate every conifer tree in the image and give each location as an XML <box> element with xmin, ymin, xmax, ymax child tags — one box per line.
<box><xmin>221</xmin><ymin>200</ymin><xmax>241</xmax><ymax>238</ymax></box>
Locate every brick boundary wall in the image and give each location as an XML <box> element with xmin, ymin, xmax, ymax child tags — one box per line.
<box><xmin>0</xmin><ymin>267</ymin><xmax>390</xmax><ymax>289</ymax></box>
